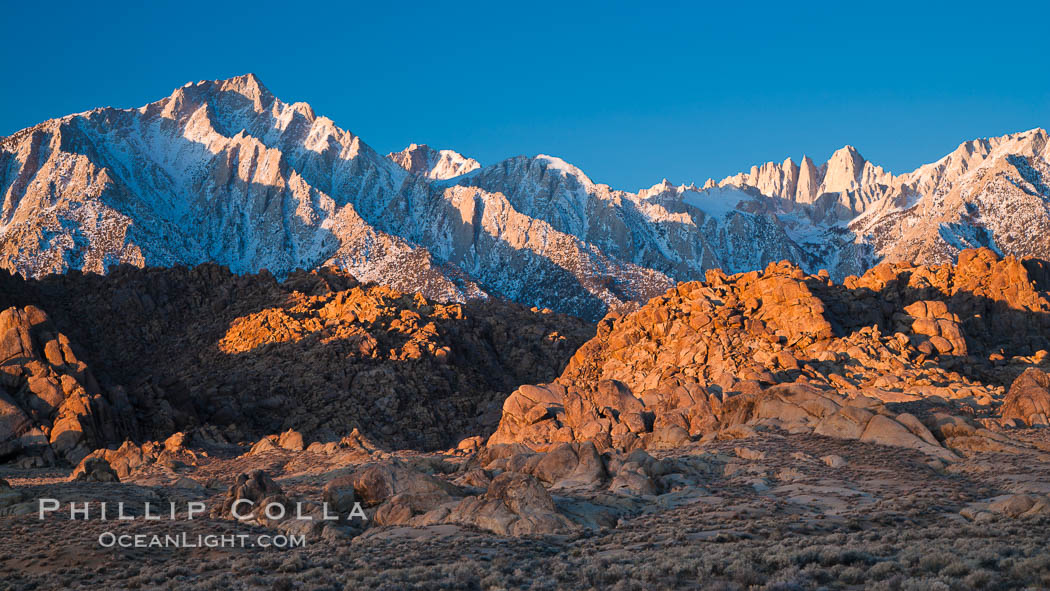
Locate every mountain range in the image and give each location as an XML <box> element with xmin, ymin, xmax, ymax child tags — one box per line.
<box><xmin>1</xmin><ymin>73</ymin><xmax>1048</xmax><ymax>320</ymax></box>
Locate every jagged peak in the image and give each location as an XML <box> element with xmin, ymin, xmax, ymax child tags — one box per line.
<box><xmin>996</xmin><ymin>127</ymin><xmax>1049</xmax><ymax>155</ymax></box>
<box><xmin>172</xmin><ymin>73</ymin><xmax>277</xmax><ymax>113</ymax></box>
<box><xmin>391</xmin><ymin>142</ymin><xmax>477</xmax><ymax>162</ymax></box>
<box><xmin>638</xmin><ymin>178</ymin><xmax>683</xmax><ymax>199</ymax></box>
<box><xmin>288</xmin><ymin>101</ymin><xmax>315</xmax><ymax>121</ymax></box>
<box><xmin>390</xmin><ymin>143</ymin><xmax>441</xmax><ymax>160</ymax></box>
<box><xmin>218</xmin><ymin>73</ymin><xmax>271</xmax><ymax>98</ymax></box>
<box><xmin>827</xmin><ymin>144</ymin><xmax>865</xmax><ymax>164</ymax></box>
<box><xmin>900</xmin><ymin>127</ymin><xmax>1050</xmax><ymax>192</ymax></box>
<box><xmin>388</xmin><ymin>143</ymin><xmax>480</xmax><ymax>180</ymax></box>
<box><xmin>990</xmin><ymin>127</ymin><xmax>1047</xmax><ymax>144</ymax></box>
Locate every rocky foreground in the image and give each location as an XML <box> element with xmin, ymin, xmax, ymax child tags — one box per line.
<box><xmin>5</xmin><ymin>248</ymin><xmax>1050</xmax><ymax>589</ymax></box>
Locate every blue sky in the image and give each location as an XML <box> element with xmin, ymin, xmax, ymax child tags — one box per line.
<box><xmin>2</xmin><ymin>1</ymin><xmax>1048</xmax><ymax>191</ymax></box>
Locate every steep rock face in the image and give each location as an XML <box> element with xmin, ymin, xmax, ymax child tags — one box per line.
<box><xmin>490</xmin><ymin>248</ymin><xmax>1050</xmax><ymax>452</ymax></box>
<box><xmin>853</xmin><ymin>129</ymin><xmax>1050</xmax><ymax>266</ymax></box>
<box><xmin>454</xmin><ymin>156</ymin><xmax>838</xmax><ymax>285</ymax></box>
<box><xmin>0</xmin><ymin>264</ymin><xmax>593</xmax><ymax>455</ymax></box>
<box><xmin>375</xmin><ymin>180</ymin><xmax>675</xmax><ymax>321</ymax></box>
<box><xmin>715</xmin><ymin>129</ymin><xmax>1050</xmax><ymax>274</ymax></box>
<box><xmin>0</xmin><ymin>306</ymin><xmax>130</xmax><ymax>465</ymax></box>
<box><xmin>718</xmin><ymin>146</ymin><xmax>895</xmax><ymax>217</ymax></box>
<box><xmin>387</xmin><ymin>144</ymin><xmax>480</xmax><ymax>180</ymax></box>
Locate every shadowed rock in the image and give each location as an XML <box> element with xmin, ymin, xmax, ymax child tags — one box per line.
<box><xmin>446</xmin><ymin>472</ymin><xmax>574</xmax><ymax>536</ymax></box>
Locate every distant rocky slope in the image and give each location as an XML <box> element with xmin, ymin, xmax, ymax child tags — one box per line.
<box><xmin>492</xmin><ymin>247</ymin><xmax>1050</xmax><ymax>458</ymax></box>
<box><xmin>0</xmin><ymin>265</ymin><xmax>593</xmax><ymax>464</ymax></box>
<box><xmin>2</xmin><ymin>74</ymin><xmax>1048</xmax><ymax>320</ymax></box>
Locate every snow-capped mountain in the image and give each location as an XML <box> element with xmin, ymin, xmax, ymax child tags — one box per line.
<box><xmin>1</xmin><ymin>74</ymin><xmax>1048</xmax><ymax>320</ymax></box>
<box><xmin>715</xmin><ymin>146</ymin><xmax>896</xmax><ymax>221</ymax></box>
<box><xmin>851</xmin><ymin>129</ymin><xmax>1050</xmax><ymax>265</ymax></box>
<box><xmin>0</xmin><ymin>75</ymin><xmax>670</xmax><ymax>319</ymax></box>
<box><xmin>0</xmin><ymin>74</ymin><xmax>482</xmax><ymax>301</ymax></box>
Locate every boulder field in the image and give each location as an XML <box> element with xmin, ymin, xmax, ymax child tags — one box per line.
<box><xmin>491</xmin><ymin>247</ymin><xmax>1050</xmax><ymax>460</ymax></box>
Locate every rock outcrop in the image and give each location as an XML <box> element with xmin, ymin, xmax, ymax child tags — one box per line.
<box><xmin>215</xmin><ymin>470</ymin><xmax>288</xmax><ymax>522</ymax></box>
<box><xmin>317</xmin><ymin>460</ymin><xmax>582</xmax><ymax>536</ymax></box>
<box><xmin>446</xmin><ymin>472</ymin><xmax>574</xmax><ymax>536</ymax></box>
<box><xmin>1002</xmin><ymin>369</ymin><xmax>1050</xmax><ymax>426</ymax></box>
<box><xmin>491</xmin><ymin>248</ymin><xmax>1050</xmax><ymax>457</ymax></box>
<box><xmin>718</xmin><ymin>145</ymin><xmax>893</xmax><ymax>217</ymax></box>
<box><xmin>0</xmin><ymin>305</ymin><xmax>128</xmax><ymax>465</ymax></box>
<box><xmin>70</xmin><ymin>457</ymin><xmax>119</xmax><ymax>482</ymax></box>
<box><xmin>72</xmin><ymin>437</ymin><xmax>200</xmax><ymax>480</ymax></box>
<box><xmin>347</xmin><ymin>463</ymin><xmax>462</xmax><ymax>526</ymax></box>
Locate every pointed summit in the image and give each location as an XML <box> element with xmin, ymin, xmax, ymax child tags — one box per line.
<box><xmin>223</xmin><ymin>72</ymin><xmax>268</xmax><ymax>92</ymax></box>
<box><xmin>822</xmin><ymin>145</ymin><xmax>867</xmax><ymax>193</ymax></box>
<box><xmin>828</xmin><ymin>144</ymin><xmax>865</xmax><ymax>165</ymax></box>
<box><xmin>795</xmin><ymin>155</ymin><xmax>820</xmax><ymax>204</ymax></box>
<box><xmin>216</xmin><ymin>73</ymin><xmax>274</xmax><ymax>109</ymax></box>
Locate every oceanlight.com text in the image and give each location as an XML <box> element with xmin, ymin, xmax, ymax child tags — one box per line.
<box><xmin>97</xmin><ymin>531</ymin><xmax>307</xmax><ymax>549</ymax></box>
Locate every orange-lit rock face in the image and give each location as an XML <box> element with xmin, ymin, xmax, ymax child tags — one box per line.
<box><xmin>1003</xmin><ymin>368</ymin><xmax>1050</xmax><ymax>427</ymax></box>
<box><xmin>0</xmin><ymin>305</ymin><xmax>110</xmax><ymax>466</ymax></box>
<box><xmin>492</xmin><ymin>248</ymin><xmax>1050</xmax><ymax>453</ymax></box>
<box><xmin>219</xmin><ymin>284</ymin><xmax>465</xmax><ymax>361</ymax></box>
